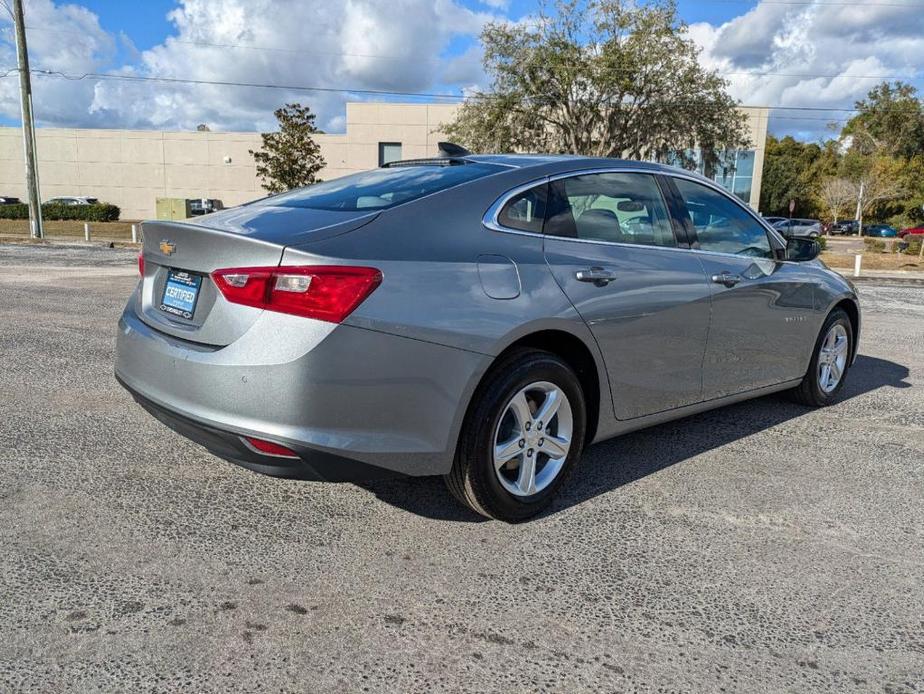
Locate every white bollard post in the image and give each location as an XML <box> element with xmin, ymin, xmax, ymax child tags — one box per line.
<box><xmin>84</xmin><ymin>222</ymin><xmax>91</xmax><ymax>241</ymax></box>
<box><xmin>854</xmin><ymin>254</ymin><xmax>862</xmax><ymax>277</ymax></box>
<box><xmin>131</xmin><ymin>223</ymin><xmax>138</xmax><ymax>243</ymax></box>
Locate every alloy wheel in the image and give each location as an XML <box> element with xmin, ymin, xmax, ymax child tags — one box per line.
<box><xmin>492</xmin><ymin>381</ymin><xmax>573</xmax><ymax>497</ymax></box>
<box><xmin>818</xmin><ymin>323</ymin><xmax>849</xmax><ymax>393</ymax></box>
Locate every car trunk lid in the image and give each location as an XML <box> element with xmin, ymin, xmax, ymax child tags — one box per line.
<box><xmin>137</xmin><ymin>207</ymin><xmax>378</xmax><ymax>346</ymax></box>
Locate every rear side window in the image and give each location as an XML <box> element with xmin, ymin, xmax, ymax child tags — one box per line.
<box><xmin>265</xmin><ymin>163</ymin><xmax>505</xmax><ymax>211</ymax></box>
<box><xmin>497</xmin><ymin>184</ymin><xmax>547</xmax><ymax>233</ymax></box>
<box><xmin>545</xmin><ymin>173</ymin><xmax>676</xmax><ymax>247</ymax></box>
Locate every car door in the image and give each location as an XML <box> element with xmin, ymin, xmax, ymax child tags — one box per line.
<box><xmin>540</xmin><ymin>171</ymin><xmax>713</xmax><ymax>420</ymax></box>
<box><xmin>667</xmin><ymin>176</ymin><xmax>819</xmax><ymax>399</ymax></box>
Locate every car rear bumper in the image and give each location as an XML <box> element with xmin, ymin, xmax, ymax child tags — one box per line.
<box><xmin>115</xmin><ymin>297</ymin><xmax>490</xmax><ymax>479</ymax></box>
<box><xmin>118</xmin><ymin>374</ymin><xmax>401</xmax><ymax>481</ymax></box>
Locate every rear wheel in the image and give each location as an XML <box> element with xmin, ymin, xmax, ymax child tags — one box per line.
<box><xmin>445</xmin><ymin>349</ymin><xmax>586</xmax><ymax>522</ymax></box>
<box><xmin>790</xmin><ymin>309</ymin><xmax>853</xmax><ymax>407</ymax></box>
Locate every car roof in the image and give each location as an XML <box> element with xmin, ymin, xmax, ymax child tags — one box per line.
<box><xmin>455</xmin><ymin>153</ymin><xmax>728</xmax><ymax>189</ymax></box>
<box><xmin>384</xmin><ymin>152</ymin><xmax>723</xmax><ymax>193</ymax></box>
<box><xmin>463</xmin><ymin>153</ymin><xmax>679</xmax><ymax>174</ymax></box>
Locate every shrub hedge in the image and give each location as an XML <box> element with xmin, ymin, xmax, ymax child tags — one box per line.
<box><xmin>0</xmin><ymin>202</ymin><xmax>120</xmax><ymax>222</ymax></box>
<box><xmin>901</xmin><ymin>236</ymin><xmax>922</xmax><ymax>256</ymax></box>
<box><xmin>863</xmin><ymin>237</ymin><xmax>886</xmax><ymax>253</ymax></box>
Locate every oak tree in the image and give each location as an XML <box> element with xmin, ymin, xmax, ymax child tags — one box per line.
<box><xmin>443</xmin><ymin>0</ymin><xmax>749</xmax><ymax>174</ymax></box>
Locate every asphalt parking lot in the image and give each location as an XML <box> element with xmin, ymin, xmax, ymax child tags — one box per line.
<box><xmin>1</xmin><ymin>243</ymin><xmax>922</xmax><ymax>693</ymax></box>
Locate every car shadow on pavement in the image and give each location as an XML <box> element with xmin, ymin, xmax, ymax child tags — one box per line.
<box><xmin>359</xmin><ymin>355</ymin><xmax>911</xmax><ymax>523</ymax></box>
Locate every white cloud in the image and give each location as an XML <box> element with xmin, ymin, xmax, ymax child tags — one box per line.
<box><xmin>440</xmin><ymin>44</ymin><xmax>485</xmax><ymax>86</ymax></box>
<box><xmin>687</xmin><ymin>0</ymin><xmax>924</xmax><ymax>137</ymax></box>
<box><xmin>6</xmin><ymin>0</ymin><xmax>922</xmax><ymax>139</ymax></box>
<box><xmin>0</xmin><ymin>0</ymin><xmax>114</xmax><ymax>127</ymax></box>
<box><xmin>1</xmin><ymin>0</ymin><xmax>502</xmax><ymax>132</ymax></box>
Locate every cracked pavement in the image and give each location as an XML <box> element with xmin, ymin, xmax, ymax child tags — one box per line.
<box><xmin>1</xmin><ymin>243</ymin><xmax>922</xmax><ymax>692</ymax></box>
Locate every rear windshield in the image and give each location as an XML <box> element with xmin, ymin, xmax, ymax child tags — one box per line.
<box><xmin>266</xmin><ymin>163</ymin><xmax>504</xmax><ymax>212</ymax></box>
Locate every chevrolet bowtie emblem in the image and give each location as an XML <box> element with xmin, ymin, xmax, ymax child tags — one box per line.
<box><xmin>159</xmin><ymin>240</ymin><xmax>176</xmax><ymax>256</ymax></box>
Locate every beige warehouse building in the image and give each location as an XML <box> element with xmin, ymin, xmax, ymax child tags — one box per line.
<box><xmin>0</xmin><ymin>102</ymin><xmax>768</xmax><ymax>220</ymax></box>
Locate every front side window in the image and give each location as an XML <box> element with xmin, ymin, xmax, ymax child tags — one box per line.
<box><xmin>544</xmin><ymin>173</ymin><xmax>676</xmax><ymax>247</ymax></box>
<box><xmin>673</xmin><ymin>177</ymin><xmax>773</xmax><ymax>258</ymax></box>
<box><xmin>265</xmin><ymin>163</ymin><xmax>505</xmax><ymax>211</ymax></box>
<box><xmin>497</xmin><ymin>184</ymin><xmax>547</xmax><ymax>233</ymax></box>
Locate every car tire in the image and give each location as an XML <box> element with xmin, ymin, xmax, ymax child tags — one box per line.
<box><xmin>445</xmin><ymin>348</ymin><xmax>586</xmax><ymax>522</ymax></box>
<box><xmin>789</xmin><ymin>308</ymin><xmax>853</xmax><ymax>407</ymax></box>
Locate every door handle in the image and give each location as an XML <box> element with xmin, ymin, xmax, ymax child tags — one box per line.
<box><xmin>711</xmin><ymin>271</ymin><xmax>741</xmax><ymax>288</ymax></box>
<box><xmin>575</xmin><ymin>267</ymin><xmax>618</xmax><ymax>286</ymax></box>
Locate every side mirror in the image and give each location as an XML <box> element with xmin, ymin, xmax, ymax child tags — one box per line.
<box><xmin>785</xmin><ymin>237</ymin><xmax>820</xmax><ymax>262</ymax></box>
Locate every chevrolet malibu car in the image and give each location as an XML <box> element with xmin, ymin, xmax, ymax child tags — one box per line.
<box><xmin>116</xmin><ymin>152</ymin><xmax>860</xmax><ymax>522</ymax></box>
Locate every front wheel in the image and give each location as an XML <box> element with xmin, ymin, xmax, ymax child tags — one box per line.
<box><xmin>445</xmin><ymin>349</ymin><xmax>586</xmax><ymax>522</ymax></box>
<box><xmin>789</xmin><ymin>308</ymin><xmax>853</xmax><ymax>407</ymax></box>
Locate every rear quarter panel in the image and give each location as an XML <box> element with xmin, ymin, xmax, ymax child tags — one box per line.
<box><xmin>281</xmin><ymin>172</ymin><xmax>593</xmax><ymax>356</ymax></box>
<box><xmin>281</xmin><ymin>170</ymin><xmax>616</xmax><ymax>443</ymax></box>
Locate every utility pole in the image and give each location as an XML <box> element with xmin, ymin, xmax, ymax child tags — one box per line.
<box><xmin>12</xmin><ymin>0</ymin><xmax>43</xmax><ymax>239</ymax></box>
<box><xmin>854</xmin><ymin>180</ymin><xmax>864</xmax><ymax>237</ymax></box>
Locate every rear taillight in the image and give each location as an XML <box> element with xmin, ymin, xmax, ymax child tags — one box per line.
<box><xmin>138</xmin><ymin>252</ymin><xmax>144</xmax><ymax>277</ymax></box>
<box><xmin>211</xmin><ymin>265</ymin><xmax>382</xmax><ymax>323</ymax></box>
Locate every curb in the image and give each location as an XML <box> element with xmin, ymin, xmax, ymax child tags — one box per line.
<box><xmin>0</xmin><ymin>236</ymin><xmax>140</xmax><ymax>249</ymax></box>
<box><xmin>5</xmin><ymin>237</ymin><xmax>923</xmax><ymax>284</ymax></box>
<box><xmin>833</xmin><ymin>272</ymin><xmax>924</xmax><ymax>286</ymax></box>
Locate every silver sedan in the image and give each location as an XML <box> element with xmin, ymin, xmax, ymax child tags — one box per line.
<box><xmin>115</xmin><ymin>152</ymin><xmax>859</xmax><ymax>521</ymax></box>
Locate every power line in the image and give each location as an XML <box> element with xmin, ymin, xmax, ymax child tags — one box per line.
<box><xmin>23</xmin><ymin>68</ymin><xmax>891</xmax><ymax>113</ymax></box>
<box><xmin>29</xmin><ymin>68</ymin><xmax>469</xmax><ymax>101</ymax></box>
<box><xmin>692</xmin><ymin>0</ymin><xmax>924</xmax><ymax>6</ymax></box>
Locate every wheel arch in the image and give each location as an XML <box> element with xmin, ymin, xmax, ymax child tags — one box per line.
<box><xmin>472</xmin><ymin>328</ymin><xmax>606</xmax><ymax>447</ymax></box>
<box><xmin>830</xmin><ymin>297</ymin><xmax>860</xmax><ymax>364</ymax></box>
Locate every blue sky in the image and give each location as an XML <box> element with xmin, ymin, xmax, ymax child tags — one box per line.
<box><xmin>70</xmin><ymin>0</ymin><xmax>752</xmax><ymax>69</ymax></box>
<box><xmin>1</xmin><ymin>0</ymin><xmax>921</xmax><ymax>140</ymax></box>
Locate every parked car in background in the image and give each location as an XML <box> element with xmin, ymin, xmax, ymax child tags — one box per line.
<box><xmin>898</xmin><ymin>225</ymin><xmax>924</xmax><ymax>238</ymax></box>
<box><xmin>863</xmin><ymin>224</ymin><xmax>898</xmax><ymax>238</ymax></box>
<box><xmin>0</xmin><ymin>196</ymin><xmax>21</xmax><ymax>205</ymax></box>
<box><xmin>762</xmin><ymin>216</ymin><xmax>787</xmax><ymax>226</ymax></box>
<box><xmin>46</xmin><ymin>196</ymin><xmax>99</xmax><ymax>206</ymax></box>
<box><xmin>829</xmin><ymin>220</ymin><xmax>859</xmax><ymax>235</ymax></box>
<box><xmin>116</xmin><ymin>152</ymin><xmax>861</xmax><ymax>521</ymax></box>
<box><xmin>189</xmin><ymin>198</ymin><xmax>224</xmax><ymax>216</ymax></box>
<box><xmin>773</xmin><ymin>218</ymin><xmax>823</xmax><ymax>239</ymax></box>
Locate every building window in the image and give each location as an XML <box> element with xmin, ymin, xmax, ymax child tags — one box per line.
<box><xmin>378</xmin><ymin>142</ymin><xmax>402</xmax><ymax>166</ymax></box>
<box><xmin>665</xmin><ymin>148</ymin><xmax>757</xmax><ymax>205</ymax></box>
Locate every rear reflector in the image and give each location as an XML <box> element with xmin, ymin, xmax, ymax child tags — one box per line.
<box><xmin>211</xmin><ymin>265</ymin><xmax>382</xmax><ymax>323</ymax></box>
<box><xmin>242</xmin><ymin>436</ymin><xmax>300</xmax><ymax>458</ymax></box>
<box><xmin>138</xmin><ymin>252</ymin><xmax>144</xmax><ymax>277</ymax></box>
